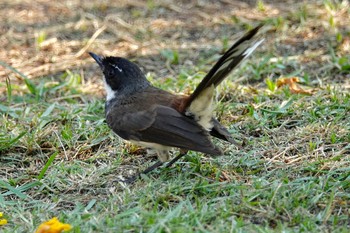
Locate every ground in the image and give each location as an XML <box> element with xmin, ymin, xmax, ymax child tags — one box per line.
<box><xmin>0</xmin><ymin>0</ymin><xmax>350</xmax><ymax>232</ymax></box>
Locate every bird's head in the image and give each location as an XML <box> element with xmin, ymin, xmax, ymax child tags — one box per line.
<box><xmin>89</xmin><ymin>52</ymin><xmax>150</xmax><ymax>100</ymax></box>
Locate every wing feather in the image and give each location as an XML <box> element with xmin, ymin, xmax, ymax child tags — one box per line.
<box><xmin>107</xmin><ymin>105</ymin><xmax>222</xmax><ymax>155</ymax></box>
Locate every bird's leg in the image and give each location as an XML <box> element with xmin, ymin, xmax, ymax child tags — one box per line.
<box><xmin>141</xmin><ymin>160</ymin><xmax>164</xmax><ymax>174</ymax></box>
<box><xmin>122</xmin><ymin>150</ymin><xmax>188</xmax><ymax>184</ymax></box>
<box><xmin>121</xmin><ymin>150</ymin><xmax>168</xmax><ymax>184</ymax></box>
<box><xmin>140</xmin><ymin>149</ymin><xmax>169</xmax><ymax>173</ymax></box>
<box><xmin>165</xmin><ymin>150</ymin><xmax>188</xmax><ymax>168</ymax></box>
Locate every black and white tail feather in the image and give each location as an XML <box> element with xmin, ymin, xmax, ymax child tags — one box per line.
<box><xmin>186</xmin><ymin>24</ymin><xmax>264</xmax><ymax>110</ymax></box>
<box><xmin>183</xmin><ymin>24</ymin><xmax>264</xmax><ymax>137</ymax></box>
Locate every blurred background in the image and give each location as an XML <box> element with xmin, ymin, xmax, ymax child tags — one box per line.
<box><xmin>1</xmin><ymin>0</ymin><xmax>348</xmax><ymax>97</ymax></box>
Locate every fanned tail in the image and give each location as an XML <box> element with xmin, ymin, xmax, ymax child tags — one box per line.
<box><xmin>185</xmin><ymin>24</ymin><xmax>264</xmax><ymax>109</ymax></box>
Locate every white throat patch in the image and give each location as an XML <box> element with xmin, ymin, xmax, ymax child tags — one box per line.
<box><xmin>103</xmin><ymin>77</ymin><xmax>116</xmax><ymax>101</ymax></box>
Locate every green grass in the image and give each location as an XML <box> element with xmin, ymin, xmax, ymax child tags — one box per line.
<box><xmin>1</xmin><ymin>0</ymin><xmax>350</xmax><ymax>232</ymax></box>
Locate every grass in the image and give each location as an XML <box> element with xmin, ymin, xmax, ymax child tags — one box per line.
<box><xmin>1</xmin><ymin>0</ymin><xmax>350</xmax><ymax>232</ymax></box>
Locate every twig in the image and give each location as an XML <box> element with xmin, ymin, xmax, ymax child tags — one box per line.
<box><xmin>75</xmin><ymin>24</ymin><xmax>107</xmax><ymax>58</ymax></box>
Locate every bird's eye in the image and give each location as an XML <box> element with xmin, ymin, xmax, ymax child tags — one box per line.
<box><xmin>107</xmin><ymin>69</ymin><xmax>114</xmax><ymax>76</ymax></box>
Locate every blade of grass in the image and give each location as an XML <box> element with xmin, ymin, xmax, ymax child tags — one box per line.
<box><xmin>1</xmin><ymin>181</ymin><xmax>42</xmax><ymax>197</ymax></box>
<box><xmin>0</xmin><ymin>131</ymin><xmax>27</xmax><ymax>151</ymax></box>
<box><xmin>23</xmin><ymin>78</ymin><xmax>37</xmax><ymax>95</ymax></box>
<box><xmin>40</xmin><ymin>103</ymin><xmax>56</xmax><ymax>119</ymax></box>
<box><xmin>0</xmin><ymin>60</ymin><xmax>28</xmax><ymax>79</ymax></box>
<box><xmin>37</xmin><ymin>151</ymin><xmax>59</xmax><ymax>180</ymax></box>
<box><xmin>0</xmin><ymin>180</ymin><xmax>28</xmax><ymax>199</ymax></box>
<box><xmin>38</xmin><ymin>103</ymin><xmax>56</xmax><ymax>129</ymax></box>
<box><xmin>84</xmin><ymin>199</ymin><xmax>97</xmax><ymax>211</ymax></box>
<box><xmin>6</xmin><ymin>76</ymin><xmax>12</xmax><ymax>103</ymax></box>
<box><xmin>0</xmin><ymin>60</ymin><xmax>37</xmax><ymax>95</ymax></box>
<box><xmin>0</xmin><ymin>104</ymin><xmax>19</xmax><ymax>118</ymax></box>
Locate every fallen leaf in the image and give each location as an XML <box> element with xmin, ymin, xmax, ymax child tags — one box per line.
<box><xmin>276</xmin><ymin>77</ymin><xmax>315</xmax><ymax>95</ymax></box>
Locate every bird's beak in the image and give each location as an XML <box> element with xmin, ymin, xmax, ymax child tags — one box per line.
<box><xmin>89</xmin><ymin>52</ymin><xmax>103</xmax><ymax>69</ymax></box>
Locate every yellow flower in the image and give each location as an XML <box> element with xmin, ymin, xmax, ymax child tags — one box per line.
<box><xmin>0</xmin><ymin>212</ymin><xmax>7</xmax><ymax>226</ymax></box>
<box><xmin>35</xmin><ymin>217</ymin><xmax>72</xmax><ymax>233</ymax></box>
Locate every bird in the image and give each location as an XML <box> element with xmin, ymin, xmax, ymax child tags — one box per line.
<box><xmin>89</xmin><ymin>25</ymin><xmax>264</xmax><ymax>182</ymax></box>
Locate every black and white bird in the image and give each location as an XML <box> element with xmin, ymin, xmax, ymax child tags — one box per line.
<box><xmin>89</xmin><ymin>25</ymin><xmax>264</xmax><ymax>182</ymax></box>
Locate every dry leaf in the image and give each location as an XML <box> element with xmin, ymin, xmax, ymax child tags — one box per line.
<box><xmin>276</xmin><ymin>77</ymin><xmax>315</xmax><ymax>95</ymax></box>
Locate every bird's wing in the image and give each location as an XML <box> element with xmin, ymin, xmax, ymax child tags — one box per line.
<box><xmin>107</xmin><ymin>105</ymin><xmax>222</xmax><ymax>155</ymax></box>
